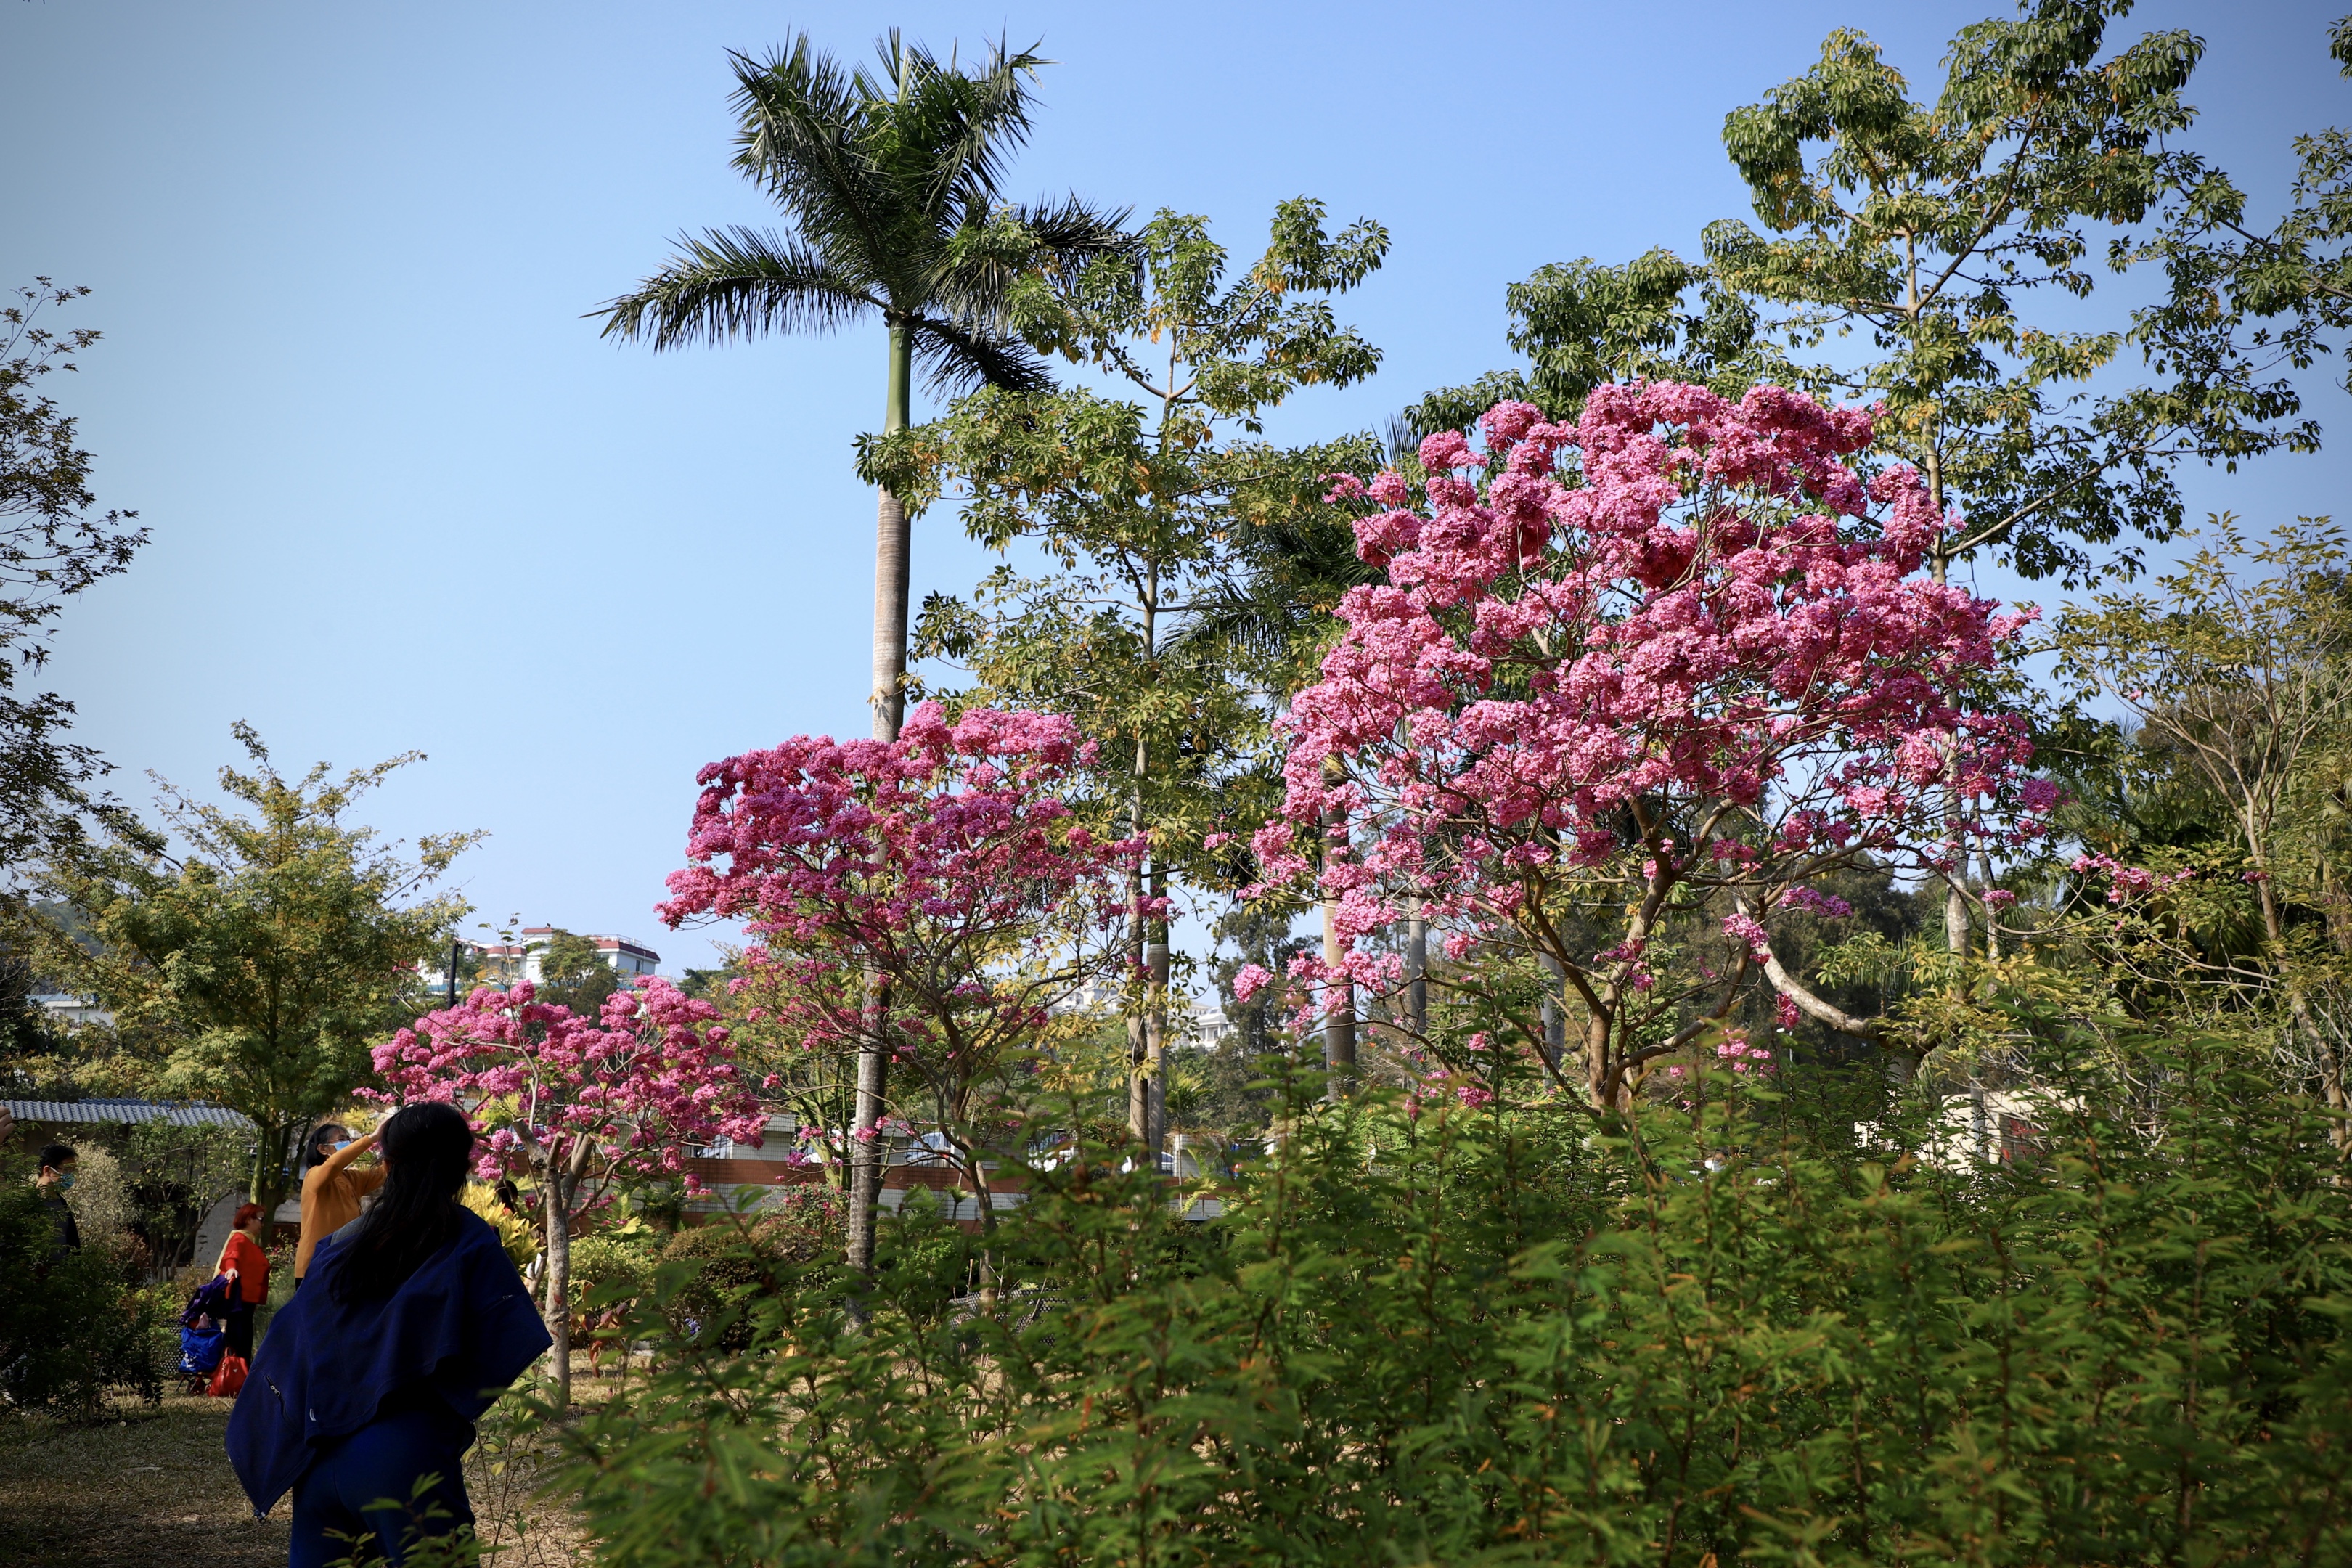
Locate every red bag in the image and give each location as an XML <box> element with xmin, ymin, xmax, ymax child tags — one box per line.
<box><xmin>208</xmin><ymin>1353</ymin><xmax>248</xmax><ymax>1397</ymax></box>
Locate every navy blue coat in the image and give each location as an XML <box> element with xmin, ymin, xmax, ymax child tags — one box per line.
<box><xmin>226</xmin><ymin>1209</ymin><xmax>552</xmax><ymax>1516</ymax></box>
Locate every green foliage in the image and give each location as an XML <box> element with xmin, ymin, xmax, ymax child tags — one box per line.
<box><xmin>2045</xmin><ymin>513</ymin><xmax>2352</xmax><ymax>1109</ymax></box>
<box><xmin>568</xmin><ymin>1230</ymin><xmax>657</xmax><ymax>1346</ymax></box>
<box><xmin>0</xmin><ymin>281</ymin><xmax>148</xmax><ymax>871</ymax></box>
<box><xmin>530</xmin><ymin>928</ymin><xmax>621</xmax><ymax>1018</ymax></box>
<box><xmin>2129</xmin><ymin>15</ymin><xmax>2352</xmax><ymax>402</ymax></box>
<box><xmin>20</xmin><ymin>724</ymin><xmax>476</xmax><ymax>1212</ymax></box>
<box><xmin>871</xmin><ymin>1186</ymin><xmax>972</xmax><ymax>1323</ymax></box>
<box><xmin>1410</xmin><ymin>249</ymin><xmax>1773</xmax><ymax>432</ymax></box>
<box><xmin>0</xmin><ymin>1159</ymin><xmax>161</xmax><ymax>1416</ymax></box>
<box><xmin>595</xmin><ymin>33</ymin><xmax>1129</xmax><ymax>415</ymax></box>
<box><xmin>656</xmin><ymin>1194</ymin><xmax>846</xmax><ymax>1347</ymax></box>
<box><xmin>879</xmin><ymin>198</ymin><xmax>1391</xmax><ymax>854</ymax></box>
<box><xmin>1702</xmin><ymin>6</ymin><xmax>2237</xmax><ymax>587</ymax></box>
<box><xmin>546</xmin><ymin>1021</ymin><xmax>2352</xmax><ymax>1566</ymax></box>
<box><xmin>1432</xmin><ymin>7</ymin><xmax>2323</xmax><ymax>592</ymax></box>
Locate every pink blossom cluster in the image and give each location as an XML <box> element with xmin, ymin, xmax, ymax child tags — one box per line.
<box><xmin>1661</xmin><ymin>1034</ymin><xmax>1773</xmax><ymax>1082</ymax></box>
<box><xmin>1715</xmin><ymin>1033</ymin><xmax>1773</xmax><ymax>1074</ymax></box>
<box><xmin>369</xmin><ymin>977</ymin><xmax>767</xmax><ymax>1207</ymax></box>
<box><xmin>1778</xmin><ymin>886</ymin><xmax>1855</xmax><ymax>919</ymax></box>
<box><xmin>659</xmin><ymin>702</ymin><xmax>1153</xmax><ymax>1074</ymax></box>
<box><xmin>2069</xmin><ymin>853</ymin><xmax>2195</xmax><ymax>905</ymax></box>
<box><xmin>1263</xmin><ymin>385</ymin><xmax>2054</xmax><ymax>1100</ymax></box>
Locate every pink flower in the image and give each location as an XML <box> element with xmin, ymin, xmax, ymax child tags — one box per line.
<box><xmin>1722</xmin><ymin>913</ymin><xmax>1773</xmax><ymax>960</ymax></box>
<box><xmin>1778</xmin><ymin>886</ymin><xmax>1853</xmax><ymax>920</ymax></box>
<box><xmin>1237</xmin><ymin>383</ymin><xmax>2039</xmax><ymax>1104</ymax></box>
<box><xmin>1232</xmin><ymin>963</ymin><xmax>1275</xmax><ymax>1003</ymax></box>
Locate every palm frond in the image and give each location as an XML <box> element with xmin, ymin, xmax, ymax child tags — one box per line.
<box><xmin>727</xmin><ymin>44</ymin><xmax>910</xmax><ymax>290</ymax></box>
<box><xmin>906</xmin><ymin>312</ymin><xmax>1053</xmax><ymax>398</ymax></box>
<box><xmin>1172</xmin><ymin>511</ymin><xmax>1379</xmax><ymax>686</ymax></box>
<box><xmin>875</xmin><ymin>33</ymin><xmax>1048</xmax><ymax>219</ymax></box>
<box><xmin>591</xmin><ymin>227</ymin><xmax>876</xmax><ymax>348</ymax></box>
<box><xmin>1011</xmin><ymin>195</ymin><xmax>1139</xmax><ymax>276</ymax></box>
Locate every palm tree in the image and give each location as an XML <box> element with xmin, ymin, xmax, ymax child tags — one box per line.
<box><xmin>594</xmin><ymin>30</ymin><xmax>1128</xmax><ymax>742</ymax></box>
<box><xmin>595</xmin><ymin>31</ymin><xmax>1129</xmax><ymax>1275</ymax></box>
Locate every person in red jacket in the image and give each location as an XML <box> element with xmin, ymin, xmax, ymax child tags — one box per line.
<box><xmin>215</xmin><ymin>1203</ymin><xmax>269</xmax><ymax>1364</ymax></box>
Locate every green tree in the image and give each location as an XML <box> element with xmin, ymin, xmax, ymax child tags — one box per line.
<box><xmin>22</xmin><ymin>724</ymin><xmax>475</xmax><ymax>1212</ymax></box>
<box><xmin>533</xmin><ymin>928</ymin><xmax>624</xmax><ymax>1017</ymax></box>
<box><xmin>1699</xmin><ymin>6</ymin><xmax>2283</xmax><ymax>587</ymax></box>
<box><xmin>2131</xmin><ymin>17</ymin><xmax>2352</xmax><ymax>407</ymax></box>
<box><xmin>873</xmin><ymin>199</ymin><xmax>1387</xmax><ymax>1152</ymax></box>
<box><xmin>0</xmin><ymin>282</ymin><xmax>147</xmax><ymax>873</ymax></box>
<box><xmin>2051</xmin><ymin>513</ymin><xmax>2352</xmax><ymax>1135</ymax></box>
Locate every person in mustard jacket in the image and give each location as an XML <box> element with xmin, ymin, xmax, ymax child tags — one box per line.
<box><xmin>294</xmin><ymin>1124</ymin><xmax>384</xmax><ymax>1286</ymax></box>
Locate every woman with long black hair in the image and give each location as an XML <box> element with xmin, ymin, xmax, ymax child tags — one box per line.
<box><xmin>228</xmin><ymin>1101</ymin><xmax>550</xmax><ymax>1567</ymax></box>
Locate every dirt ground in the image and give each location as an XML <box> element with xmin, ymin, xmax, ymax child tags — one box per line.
<box><xmin>0</xmin><ymin>1394</ymin><xmax>290</xmax><ymax>1568</ymax></box>
<box><xmin>0</xmin><ymin>1380</ymin><xmax>596</xmax><ymax>1568</ymax></box>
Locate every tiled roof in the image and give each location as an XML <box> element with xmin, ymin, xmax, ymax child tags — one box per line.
<box><xmin>3</xmin><ymin>1098</ymin><xmax>255</xmax><ymax>1130</ymax></box>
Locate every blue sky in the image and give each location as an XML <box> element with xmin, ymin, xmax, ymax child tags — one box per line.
<box><xmin>5</xmin><ymin>0</ymin><xmax>2348</xmax><ymax>973</ymax></box>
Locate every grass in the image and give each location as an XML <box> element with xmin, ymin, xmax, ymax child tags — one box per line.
<box><xmin>0</xmin><ymin>1393</ymin><xmax>288</xmax><ymax>1568</ymax></box>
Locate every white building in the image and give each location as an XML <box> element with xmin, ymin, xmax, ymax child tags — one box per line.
<box><xmin>1048</xmin><ymin>976</ymin><xmax>1234</xmax><ymax>1049</ymax></box>
<box><xmin>416</xmin><ymin>928</ymin><xmax>663</xmax><ymax>992</ymax></box>
<box><xmin>30</xmin><ymin>992</ymin><xmax>114</xmax><ymax>1029</ymax></box>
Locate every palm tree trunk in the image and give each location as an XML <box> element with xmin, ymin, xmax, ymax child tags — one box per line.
<box><xmin>869</xmin><ymin>323</ymin><xmax>915</xmax><ymax>741</ymax></box>
<box><xmin>849</xmin><ymin>322</ymin><xmax>915</xmax><ymax>1281</ymax></box>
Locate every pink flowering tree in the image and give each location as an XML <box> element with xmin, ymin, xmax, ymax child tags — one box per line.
<box><xmin>1259</xmin><ymin>384</ymin><xmax>2055</xmax><ymax>1109</ymax></box>
<box><xmin>661</xmin><ymin>702</ymin><xmax>1151</xmax><ymax>1257</ymax></box>
<box><xmin>371</xmin><ymin>976</ymin><xmax>765</xmax><ymax>1406</ymax></box>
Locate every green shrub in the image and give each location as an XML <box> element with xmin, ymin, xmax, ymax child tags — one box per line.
<box><xmin>752</xmin><ymin>1185</ymin><xmax>846</xmax><ymax>1266</ymax></box>
<box><xmin>0</xmin><ymin>1161</ymin><xmax>163</xmax><ymax>1416</ymax></box>
<box><xmin>656</xmin><ymin>1210</ymin><xmax>830</xmax><ymax>1350</ymax></box>
<box><xmin>569</xmin><ymin>1232</ymin><xmax>658</xmax><ymax>1310</ymax></box>
<box><xmin>545</xmin><ymin>1030</ymin><xmax>2352</xmax><ymax>1567</ymax></box>
<box><xmin>871</xmin><ymin>1188</ymin><xmax>972</xmax><ymax>1324</ymax></box>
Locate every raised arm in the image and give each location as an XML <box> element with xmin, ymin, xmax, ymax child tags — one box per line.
<box><xmin>317</xmin><ymin>1128</ymin><xmax>380</xmax><ymax>1180</ymax></box>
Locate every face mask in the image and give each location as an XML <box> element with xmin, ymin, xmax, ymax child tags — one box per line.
<box><xmin>56</xmin><ymin>1172</ymin><xmax>75</xmax><ymax>1191</ymax></box>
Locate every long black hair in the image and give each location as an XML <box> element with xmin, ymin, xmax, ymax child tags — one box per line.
<box><xmin>327</xmin><ymin>1101</ymin><xmax>474</xmax><ymax>1304</ymax></box>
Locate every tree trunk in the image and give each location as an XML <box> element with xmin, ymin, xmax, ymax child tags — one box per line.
<box><xmin>1145</xmin><ymin>874</ymin><xmax>1169</xmax><ymax>1166</ymax></box>
<box><xmin>251</xmin><ymin>1123</ymin><xmax>295</xmax><ymax>1225</ymax></box>
<box><xmin>1540</xmin><ymin>952</ymin><xmax>1567</xmax><ymax>1080</ymax></box>
<box><xmin>1405</xmin><ymin>903</ymin><xmax>1428</xmax><ymax>1040</ymax></box>
<box><xmin>1127</xmin><ymin>732</ymin><xmax>1154</xmax><ymax>1151</ymax></box>
<box><xmin>542</xmin><ymin>1177</ymin><xmax>571</xmax><ymax>1412</ymax></box>
<box><xmin>1322</xmin><ymin>805</ymin><xmax>1356</xmax><ymax>1100</ymax></box>
<box><xmin>846</xmin><ymin>981</ymin><xmax>889</xmax><ymax>1278</ymax></box>
<box><xmin>1977</xmin><ymin>849</ymin><xmax>2003</xmax><ymax>961</ymax></box>
<box><xmin>869</xmin><ymin>323</ymin><xmax>914</xmax><ymax>740</ymax></box>
<box><xmin>849</xmin><ymin>323</ymin><xmax>916</xmax><ymax>1278</ymax></box>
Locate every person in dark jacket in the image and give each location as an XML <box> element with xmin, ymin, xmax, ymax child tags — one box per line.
<box><xmin>35</xmin><ymin>1143</ymin><xmax>78</xmax><ymax>1257</ymax></box>
<box><xmin>226</xmin><ymin>1101</ymin><xmax>550</xmax><ymax>1567</ymax></box>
